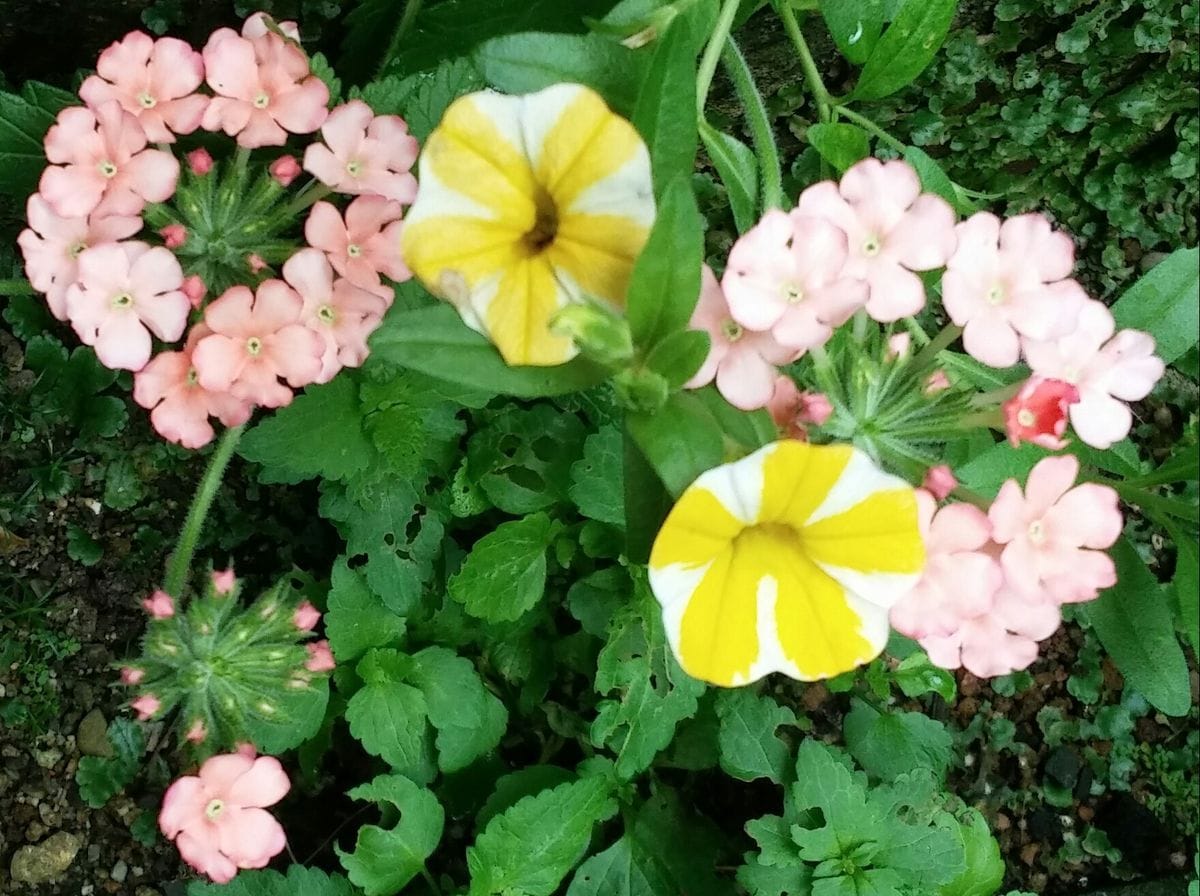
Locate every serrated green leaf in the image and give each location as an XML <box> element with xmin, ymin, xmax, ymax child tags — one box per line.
<box><xmin>66</xmin><ymin>524</ymin><xmax>102</xmax><ymax>567</ymax></box>
<box><xmin>737</xmin><ymin>856</ymin><xmax>813</xmax><ymax>896</ymax></box>
<box><xmin>336</xmin><ymin>774</ymin><xmax>444</xmax><ymax>896</ymax></box>
<box><xmin>468</xmin><ymin>777</ymin><xmax>619</xmax><ymax>896</ymax></box>
<box><xmin>408</xmin><ymin>646</ymin><xmax>508</xmax><ymax>772</ymax></box>
<box><xmin>346</xmin><ymin>649</ymin><xmax>436</xmax><ymax>782</ymax></box>
<box><xmin>325</xmin><ymin>558</ymin><xmax>406</xmax><ymax>663</ymax></box>
<box><xmin>240</xmin><ymin>377</ymin><xmax>374</xmax><ymax>484</ymax></box>
<box><xmin>351</xmin><ymin>57</ymin><xmax>485</xmax><ymax>142</ymax></box>
<box><xmin>75</xmin><ymin>719</ymin><xmax>143</xmax><ymax>808</ymax></box>
<box><xmin>569</xmin><ymin>425</ymin><xmax>626</xmax><ymax>527</ymax></box>
<box><xmin>938</xmin><ymin>809</ymin><xmax>1004</xmax><ymax>896</ymax></box>
<box><xmin>714</xmin><ymin>690</ymin><xmax>798</xmax><ymax>784</ymax></box>
<box><xmin>187</xmin><ymin>866</ymin><xmax>356</xmax><ymax>896</ymax></box>
<box><xmin>478</xmin><ymin>766</ymin><xmax>576</xmax><ymax>831</ymax></box>
<box><xmin>1109</xmin><ymin>246</ymin><xmax>1199</xmax><ymax>365</ymax></box>
<box><xmin>851</xmin><ymin>0</ymin><xmax>957</xmax><ymax>100</ymax></box>
<box><xmin>1082</xmin><ymin>536</ymin><xmax>1191</xmax><ymax>716</ymax></box>
<box><xmin>309</xmin><ymin>52</ymin><xmax>343</xmax><ymax>101</ymax></box>
<box><xmin>806</xmin><ymin>123</ymin><xmax>870</xmax><ymax>173</ymax></box>
<box><xmin>449</xmin><ymin>513</ymin><xmax>554</xmax><ymax>622</ymax></box>
<box><xmin>0</xmin><ymin>81</ymin><xmax>72</xmax><ymax>197</ymax></box>
<box><xmin>843</xmin><ymin>699</ymin><xmax>953</xmax><ymax>781</ymax></box>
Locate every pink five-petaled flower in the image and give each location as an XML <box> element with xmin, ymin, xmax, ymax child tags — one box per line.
<box><xmin>919</xmin><ymin>585</ymin><xmax>1063</xmax><ymax>679</ymax></box>
<box><xmin>890</xmin><ymin>490</ymin><xmax>1003</xmax><ymax>641</ymax></box>
<box><xmin>722</xmin><ymin>209</ymin><xmax>866</xmax><ymax>351</ymax></box>
<box><xmin>305</xmin><ymin>640</ymin><xmax>335</xmax><ymax>672</ymax></box>
<box><xmin>66</xmin><ymin>242</ymin><xmax>190</xmax><ymax>371</ymax></box>
<box><xmin>988</xmin><ymin>455</ymin><xmax>1123</xmax><ymax>604</ymax></box>
<box><xmin>922</xmin><ymin>465</ymin><xmax>958</xmax><ymax>501</ymax></box>
<box><xmin>159</xmin><ymin>752</ymin><xmax>290</xmax><ymax>884</ymax></box>
<box><xmin>1022</xmin><ymin>300</ymin><xmax>1165</xmax><ymax>450</ymax></box>
<box><xmin>943</xmin><ymin>212</ymin><xmax>1086</xmax><ymax>368</ymax></box>
<box><xmin>40</xmin><ymin>102</ymin><xmax>180</xmax><ymax>218</ymax></box>
<box><xmin>142</xmin><ymin>589</ymin><xmax>175</xmax><ymax>618</ymax></box>
<box><xmin>187</xmin><ymin>148</ymin><xmax>214</xmax><ymax>175</ymax></box>
<box><xmin>120</xmin><ymin>666</ymin><xmax>145</xmax><ymax>686</ymax></box>
<box><xmin>17</xmin><ymin>194</ymin><xmax>141</xmax><ymax>320</ymax></box>
<box><xmin>132</xmin><ymin>694</ymin><xmax>162</xmax><ymax>719</ymax></box>
<box><xmin>269</xmin><ymin>154</ymin><xmax>301</xmax><ymax>186</ymax></box>
<box><xmin>1003</xmin><ymin>377</ymin><xmax>1080</xmax><ymax>450</ymax></box>
<box><xmin>134</xmin><ymin>326</ymin><xmax>254</xmax><ymax>449</ymax></box>
<box><xmin>212</xmin><ymin>568</ymin><xmax>236</xmax><ymax>595</ymax></box>
<box><xmin>192</xmin><ymin>281</ymin><xmax>324</xmax><ymax>408</ymax></box>
<box><xmin>302</xmin><ymin>100</ymin><xmax>419</xmax><ymax>203</ymax></box>
<box><xmin>685</xmin><ymin>265</ymin><xmax>798</xmax><ymax>410</ymax></box>
<box><xmin>79</xmin><ymin>31</ymin><xmax>207</xmax><ymax>143</ymax></box>
<box><xmin>796</xmin><ymin>158</ymin><xmax>957</xmax><ymax>322</ymax></box>
<box><xmin>201</xmin><ymin>28</ymin><xmax>328</xmax><ymax>148</ymax></box>
<box><xmin>305</xmin><ymin>197</ymin><xmax>409</xmax><ymax>292</ymax></box>
<box><xmin>293</xmin><ymin>601</ymin><xmax>320</xmax><ymax>631</ymax></box>
<box><xmin>282</xmin><ymin>248</ymin><xmax>387</xmax><ymax>383</ymax></box>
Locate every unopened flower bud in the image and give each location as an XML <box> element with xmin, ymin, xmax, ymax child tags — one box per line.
<box><xmin>924</xmin><ymin>370</ymin><xmax>951</xmax><ymax>395</ymax></box>
<box><xmin>269</xmin><ymin>155</ymin><xmax>302</xmax><ymax>187</ymax></box>
<box><xmin>1003</xmin><ymin>377</ymin><xmax>1080</xmax><ymax>450</ymax></box>
<box><xmin>131</xmin><ymin>694</ymin><xmax>161</xmax><ymax>720</ymax></box>
<box><xmin>796</xmin><ymin>392</ymin><xmax>833</xmax><ymax>426</ymax></box>
<box><xmin>120</xmin><ymin>666</ymin><xmax>145</xmax><ymax>686</ymax></box>
<box><xmin>142</xmin><ymin>589</ymin><xmax>175</xmax><ymax>619</ymax></box>
<box><xmin>160</xmin><ymin>224</ymin><xmax>187</xmax><ymax>249</ymax></box>
<box><xmin>549</xmin><ymin>303</ymin><xmax>633</xmax><ymax>366</ymax></box>
<box><xmin>305</xmin><ymin>640</ymin><xmax>336</xmax><ymax>672</ymax></box>
<box><xmin>886</xmin><ymin>332</ymin><xmax>911</xmax><ymax>361</ymax></box>
<box><xmin>293</xmin><ymin>600</ymin><xmax>320</xmax><ymax>631</ymax></box>
<box><xmin>247</xmin><ymin>254</ymin><xmax>268</xmax><ymax>274</ymax></box>
<box><xmin>922</xmin><ymin>465</ymin><xmax>957</xmax><ymax>500</ymax></box>
<box><xmin>613</xmin><ymin>366</ymin><xmax>669</xmax><ymax>413</ymax></box>
<box><xmin>181</xmin><ymin>275</ymin><xmax>207</xmax><ymax>308</ymax></box>
<box><xmin>186</xmin><ymin>148</ymin><xmax>213</xmax><ymax>176</ymax></box>
<box><xmin>185</xmin><ymin>719</ymin><xmax>207</xmax><ymax>743</ymax></box>
<box><xmin>211</xmin><ymin>568</ymin><xmax>236</xmax><ymax>596</ymax></box>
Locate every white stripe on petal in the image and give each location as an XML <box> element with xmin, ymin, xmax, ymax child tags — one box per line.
<box><xmin>567</xmin><ymin>148</ymin><xmax>655</xmax><ymax>225</ymax></box>
<box><xmin>692</xmin><ymin>441</ymin><xmax>773</xmax><ymax>525</ymax></box>
<box><xmin>403</xmin><ymin>160</ymin><xmax>498</xmax><ymax>230</ymax></box>
<box><xmin>805</xmin><ymin>447</ymin><xmax>910</xmax><ymax>525</ymax></box>
<box><xmin>815</xmin><ymin>562</ymin><xmax>922</xmax><ymax>610</ymax></box>
<box><xmin>517</xmin><ymin>83</ymin><xmax>586</xmax><ymax>171</ymax></box>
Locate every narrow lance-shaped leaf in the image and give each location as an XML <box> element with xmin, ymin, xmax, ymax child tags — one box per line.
<box><xmin>851</xmin><ymin>0</ymin><xmax>958</xmax><ymax>100</ymax></box>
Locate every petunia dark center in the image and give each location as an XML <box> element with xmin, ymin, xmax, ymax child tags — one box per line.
<box><xmin>522</xmin><ymin>188</ymin><xmax>558</xmax><ymax>254</ymax></box>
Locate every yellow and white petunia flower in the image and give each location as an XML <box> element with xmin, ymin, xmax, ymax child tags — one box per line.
<box><xmin>401</xmin><ymin>83</ymin><xmax>655</xmax><ymax>367</ymax></box>
<box><xmin>648</xmin><ymin>441</ymin><xmax>925</xmax><ymax>687</ymax></box>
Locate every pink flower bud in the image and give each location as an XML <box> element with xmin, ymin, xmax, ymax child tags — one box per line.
<box><xmin>120</xmin><ymin>666</ymin><xmax>145</xmax><ymax>686</ymax></box>
<box><xmin>247</xmin><ymin>253</ymin><xmax>268</xmax><ymax>273</ymax></box>
<box><xmin>293</xmin><ymin>600</ymin><xmax>320</xmax><ymax>631</ymax></box>
<box><xmin>767</xmin><ymin>376</ymin><xmax>806</xmax><ymax>440</ymax></box>
<box><xmin>922</xmin><ymin>465</ymin><xmax>958</xmax><ymax>501</ymax></box>
<box><xmin>160</xmin><ymin>224</ymin><xmax>187</xmax><ymax>249</ymax></box>
<box><xmin>235</xmin><ymin>742</ymin><xmax>257</xmax><ymax>759</ymax></box>
<box><xmin>924</xmin><ymin>370</ymin><xmax>951</xmax><ymax>395</ymax></box>
<box><xmin>305</xmin><ymin>640</ymin><xmax>335</xmax><ymax>673</ymax></box>
<box><xmin>886</xmin><ymin>332</ymin><xmax>911</xmax><ymax>361</ymax></box>
<box><xmin>181</xmin><ymin>275</ymin><xmax>207</xmax><ymax>308</ymax></box>
<box><xmin>1003</xmin><ymin>377</ymin><xmax>1080</xmax><ymax>450</ymax></box>
<box><xmin>211</xmin><ymin>568</ymin><xmax>236</xmax><ymax>595</ymax></box>
<box><xmin>796</xmin><ymin>392</ymin><xmax>833</xmax><ymax>426</ymax></box>
<box><xmin>186</xmin><ymin>148</ymin><xmax>213</xmax><ymax>176</ymax></box>
<box><xmin>184</xmin><ymin>719</ymin><xmax>207</xmax><ymax>743</ymax></box>
<box><xmin>142</xmin><ymin>590</ymin><xmax>175</xmax><ymax>619</ymax></box>
<box><xmin>269</xmin><ymin>155</ymin><xmax>302</xmax><ymax>187</ymax></box>
<box><xmin>131</xmin><ymin>694</ymin><xmax>161</xmax><ymax>720</ymax></box>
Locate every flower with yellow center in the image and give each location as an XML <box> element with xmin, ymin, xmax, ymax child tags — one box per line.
<box><xmin>648</xmin><ymin>441</ymin><xmax>926</xmax><ymax>687</ymax></box>
<box><xmin>401</xmin><ymin>83</ymin><xmax>655</xmax><ymax>366</ymax></box>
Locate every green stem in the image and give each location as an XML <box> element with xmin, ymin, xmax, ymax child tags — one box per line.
<box><xmin>282</xmin><ymin>182</ymin><xmax>333</xmax><ymax>218</ymax></box>
<box><xmin>908</xmin><ymin>323</ymin><xmax>962</xmax><ymax>374</ymax></box>
<box><xmin>721</xmin><ymin>39</ymin><xmax>785</xmax><ymax>209</ymax></box>
<box><xmin>420</xmin><ymin>868</ymin><xmax>442</xmax><ymax>896</ymax></box>
<box><xmin>779</xmin><ymin>4</ymin><xmax>832</xmax><ymax>122</ymax></box>
<box><xmin>0</xmin><ymin>278</ymin><xmax>36</xmax><ymax>295</ymax></box>
<box><xmin>696</xmin><ymin>0</ymin><xmax>743</xmax><ymax>115</ymax></box>
<box><xmin>163</xmin><ymin>425</ymin><xmax>245</xmax><ymax>598</ymax></box>
<box><xmin>834</xmin><ymin>105</ymin><xmax>907</xmax><ymax>152</ymax></box>
<box><xmin>377</xmin><ymin>0</ymin><xmax>424</xmax><ymax>79</ymax></box>
<box><xmin>970</xmin><ymin>381</ymin><xmax>1024</xmax><ymax>408</ymax></box>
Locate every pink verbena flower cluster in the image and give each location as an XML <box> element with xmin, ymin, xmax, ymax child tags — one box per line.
<box><xmin>18</xmin><ymin>12</ymin><xmax>418</xmax><ymax>449</ymax></box>
<box><xmin>889</xmin><ymin>455</ymin><xmax>1122</xmax><ymax>677</ymax></box>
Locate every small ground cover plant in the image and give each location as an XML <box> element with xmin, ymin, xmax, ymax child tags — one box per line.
<box><xmin>0</xmin><ymin>0</ymin><xmax>1196</xmax><ymax>894</ymax></box>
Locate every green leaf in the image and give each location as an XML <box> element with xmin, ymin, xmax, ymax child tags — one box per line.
<box><xmin>1082</xmin><ymin>537</ymin><xmax>1191</xmax><ymax>716</ymax></box>
<box><xmin>956</xmin><ymin>440</ymin><xmax>1048</xmax><ymax>498</ymax></box>
<box><xmin>309</xmin><ymin>52</ymin><xmax>343</xmax><ymax>101</ymax></box>
<box><xmin>904</xmin><ymin>146</ymin><xmax>977</xmax><ymax>215</ymax></box>
<box><xmin>819</xmin><ymin>0</ymin><xmax>885</xmax><ymax>64</ymax></box>
<box><xmin>851</xmin><ymin>0</ymin><xmax>958</xmax><ymax>101</ymax></box>
<box><xmin>790</xmin><ymin>740</ymin><xmax>878</xmax><ymax>861</ymax></box>
<box><xmin>467</xmin><ymin>777</ymin><xmax>619</xmax><ymax>896</ymax></box>
<box><xmin>938</xmin><ymin>809</ymin><xmax>1004</xmax><ymax>896</ymax></box>
<box><xmin>1171</xmin><ymin>527</ymin><xmax>1199</xmax><ymax>656</ymax></box>
<box><xmin>714</xmin><ymin>690</ymin><xmax>798</xmax><ymax>784</ymax></box>
<box><xmin>806</xmin><ymin>123</ymin><xmax>870</xmax><ymax>173</ymax></box>
<box><xmin>626</xmin><ymin>177</ymin><xmax>704</xmax><ymax>348</ymax></box>
<box><xmin>475</xmin><ymin>32</ymin><xmax>645</xmax><ymax>114</ymax></box>
<box><xmin>623</xmin><ymin>426</ymin><xmax>674</xmax><ymax>563</ymax></box>
<box><xmin>569</xmin><ymin>425</ymin><xmax>626</xmax><ymax>527</ymax></box>
<box><xmin>336</xmin><ymin>774</ymin><xmax>444</xmax><ymax>896</ymax></box>
<box><xmin>592</xmin><ymin>582</ymin><xmax>706</xmax><ymax>779</ymax></box>
<box><xmin>352</xmin><ymin>57</ymin><xmax>485</xmax><ymax>142</ymax></box>
<box><xmin>627</xmin><ymin>390</ymin><xmax>724</xmax><ymax>496</ymax></box>
<box><xmin>644</xmin><ymin>328</ymin><xmax>710</xmax><ymax>389</ymax></box>
<box><xmin>843</xmin><ymin>699</ymin><xmax>953</xmax><ymax>781</ymax></box>
<box><xmin>632</xmin><ymin>15</ymin><xmax>699</xmax><ymax>193</ymax></box>
<box><xmin>478</xmin><ymin>766</ymin><xmax>576</xmax><ymax>831</ymax></box>
<box><xmin>1109</xmin><ymin>246</ymin><xmax>1200</xmax><ymax>365</ymax></box>
<box><xmin>408</xmin><ymin>647</ymin><xmax>508</xmax><ymax>772</ymax></box>
<box><xmin>66</xmin><ymin>525</ymin><xmax>102</xmax><ymax>567</ymax></box>
<box><xmin>187</xmin><ymin>866</ymin><xmax>356</xmax><ymax>896</ymax></box>
<box><xmin>240</xmin><ymin>377</ymin><xmax>373</xmax><ymax>484</ymax></box>
<box><xmin>371</xmin><ymin>304</ymin><xmax>608</xmax><ymax>398</ymax></box>
<box><xmin>893</xmin><ymin>652</ymin><xmax>957</xmax><ymax>702</ymax></box>
<box><xmin>346</xmin><ymin>649</ymin><xmax>436</xmax><ymax>782</ymax></box>
<box><xmin>76</xmin><ymin>719</ymin><xmax>144</xmax><ymax>809</ymax></box>
<box><xmin>325</xmin><ymin>558</ymin><xmax>406</xmax><ymax>663</ymax></box>
<box><xmin>0</xmin><ymin>81</ymin><xmax>73</xmax><ymax>198</ymax></box>
<box><xmin>448</xmin><ymin>513</ymin><xmax>555</xmax><ymax>622</ymax></box>
<box><xmin>700</xmin><ymin>121</ymin><xmax>759</xmax><ymax>232</ymax></box>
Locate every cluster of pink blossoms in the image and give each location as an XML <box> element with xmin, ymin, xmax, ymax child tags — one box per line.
<box><xmin>889</xmin><ymin>455</ymin><xmax>1122</xmax><ymax>677</ymax></box>
<box><xmin>18</xmin><ymin>13</ymin><xmax>418</xmax><ymax>449</ymax></box>
<box><xmin>684</xmin><ymin>158</ymin><xmax>1164</xmax><ymax>451</ymax></box>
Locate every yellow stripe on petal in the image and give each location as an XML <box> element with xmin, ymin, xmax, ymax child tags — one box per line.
<box><xmin>758</xmin><ymin>441</ymin><xmax>854</xmax><ymax>527</ymax></box>
<box><xmin>402</xmin><ymin>215</ymin><xmax>525</xmax><ymax>289</ymax></box>
<box><xmin>677</xmin><ymin>545</ymin><xmax>762</xmax><ymax>687</ymax></box>
<box><xmin>803</xmin><ymin>488</ymin><xmax>925</xmax><ymax>575</ymax></box>
<box><xmin>550</xmin><ymin>214</ymin><xmax>649</xmax><ymax>307</ymax></box>
<box><xmin>483</xmin><ymin>254</ymin><xmax>574</xmax><ymax>366</ymax></box>
<box><xmin>534</xmin><ymin>88</ymin><xmax>642</xmax><ymax>210</ymax></box>
<box><xmin>650</xmin><ymin>486</ymin><xmax>745</xmax><ymax>570</ymax></box>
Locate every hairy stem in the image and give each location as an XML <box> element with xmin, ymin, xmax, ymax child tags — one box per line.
<box><xmin>721</xmin><ymin>39</ymin><xmax>785</xmax><ymax>209</ymax></box>
<box><xmin>779</xmin><ymin>4</ymin><xmax>832</xmax><ymax>122</ymax></box>
<box><xmin>835</xmin><ymin>104</ymin><xmax>907</xmax><ymax>152</ymax></box>
<box><xmin>908</xmin><ymin>323</ymin><xmax>963</xmax><ymax>374</ymax></box>
<box><xmin>696</xmin><ymin>0</ymin><xmax>743</xmax><ymax>115</ymax></box>
<box><xmin>163</xmin><ymin>424</ymin><xmax>245</xmax><ymax>598</ymax></box>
